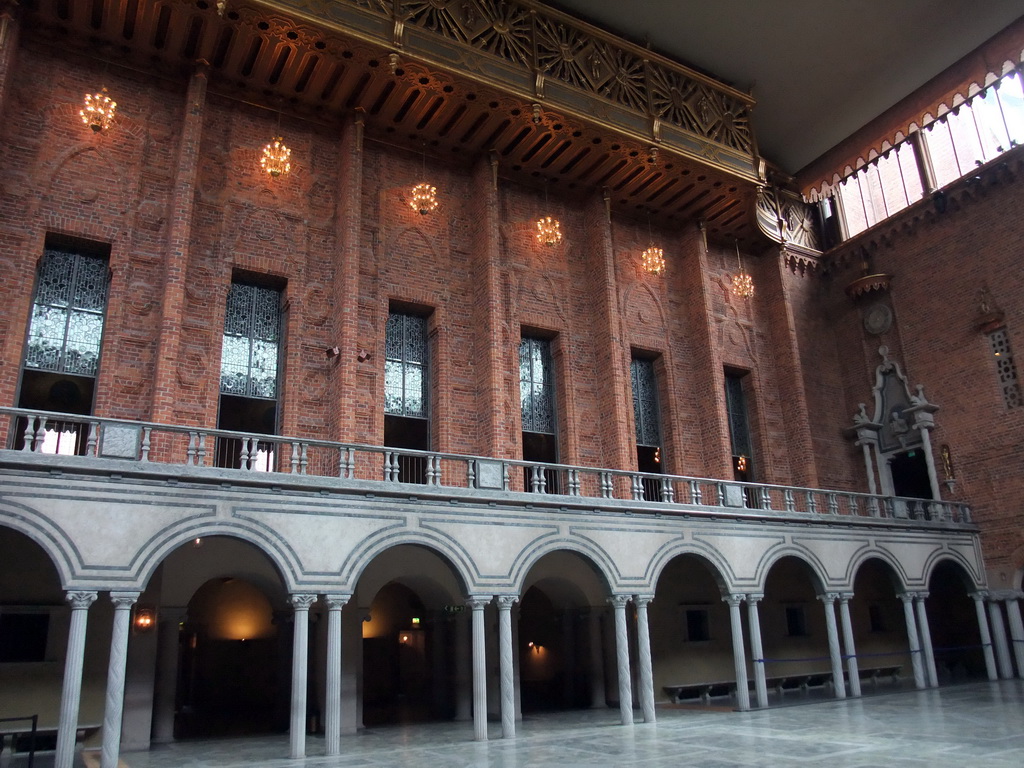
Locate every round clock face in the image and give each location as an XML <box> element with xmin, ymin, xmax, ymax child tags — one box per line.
<box><xmin>864</xmin><ymin>303</ymin><xmax>893</xmax><ymax>336</ymax></box>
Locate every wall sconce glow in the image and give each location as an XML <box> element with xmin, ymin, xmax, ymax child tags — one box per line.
<box><xmin>642</xmin><ymin>246</ymin><xmax>665</xmax><ymax>275</ymax></box>
<box><xmin>410</xmin><ymin>182</ymin><xmax>439</xmax><ymax>215</ymax></box>
<box><xmin>411</xmin><ymin>617</ymin><xmax>421</xmax><ymax>626</ymax></box>
<box><xmin>261</xmin><ymin>137</ymin><xmax>292</xmax><ymax>177</ymax></box>
<box><xmin>80</xmin><ymin>88</ymin><xmax>116</xmax><ymax>133</ymax></box>
<box><xmin>134</xmin><ymin>608</ymin><xmax>155</xmax><ymax>632</ymax></box>
<box><xmin>535</xmin><ymin>216</ymin><xmax>562</xmax><ymax>246</ymax></box>
<box><xmin>736</xmin><ymin>454</ymin><xmax>748</xmax><ymax>473</ymax></box>
<box><xmin>527</xmin><ymin>641</ymin><xmax>542</xmax><ymax>653</ymax></box>
<box><xmin>399</xmin><ymin>633</ymin><xmax>410</xmax><ymax>644</ymax></box>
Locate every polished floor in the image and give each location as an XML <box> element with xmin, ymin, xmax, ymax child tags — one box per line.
<box><xmin>90</xmin><ymin>681</ymin><xmax>1024</xmax><ymax>768</ymax></box>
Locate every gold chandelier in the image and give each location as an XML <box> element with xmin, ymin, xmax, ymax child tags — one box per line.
<box><xmin>536</xmin><ymin>180</ymin><xmax>562</xmax><ymax>246</ymax></box>
<box><xmin>410</xmin><ymin>145</ymin><xmax>438</xmax><ymax>214</ymax></box>
<box><xmin>732</xmin><ymin>240</ymin><xmax>754</xmax><ymax>299</ymax></box>
<box><xmin>641</xmin><ymin>210</ymin><xmax>665</xmax><ymax>275</ymax></box>
<box><xmin>261</xmin><ymin>136</ymin><xmax>291</xmax><ymax>178</ymax></box>
<box><xmin>80</xmin><ymin>88</ymin><xmax>116</xmax><ymax>133</ymax></box>
<box><xmin>536</xmin><ymin>215</ymin><xmax>562</xmax><ymax>246</ymax></box>
<box><xmin>642</xmin><ymin>246</ymin><xmax>665</xmax><ymax>275</ymax></box>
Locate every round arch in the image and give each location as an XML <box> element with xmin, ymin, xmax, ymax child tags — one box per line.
<box><xmin>848</xmin><ymin>549</ymin><xmax>911</xmax><ymax>593</ymax></box>
<box><xmin>509</xmin><ymin>537</ymin><xmax>616</xmax><ymax>596</ymax></box>
<box><xmin>921</xmin><ymin>551</ymin><xmax>985</xmax><ymax>590</ymax></box>
<box><xmin>754</xmin><ymin>547</ymin><xmax>830</xmax><ymax>595</ymax></box>
<box><xmin>0</xmin><ymin>507</ymin><xmax>74</xmax><ymax>588</ymax></box>
<box><xmin>342</xmin><ymin>529</ymin><xmax>476</xmax><ymax>596</ymax></box>
<box><xmin>647</xmin><ymin>543</ymin><xmax>734</xmax><ymax>596</ymax></box>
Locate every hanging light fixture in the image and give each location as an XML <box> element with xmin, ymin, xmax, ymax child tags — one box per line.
<box><xmin>732</xmin><ymin>240</ymin><xmax>755</xmax><ymax>299</ymax></box>
<box><xmin>80</xmin><ymin>87</ymin><xmax>117</xmax><ymax>133</ymax></box>
<box><xmin>641</xmin><ymin>209</ymin><xmax>665</xmax><ymax>275</ymax></box>
<box><xmin>410</xmin><ymin>143</ymin><xmax>438</xmax><ymax>214</ymax></box>
<box><xmin>261</xmin><ymin>109</ymin><xmax>291</xmax><ymax>178</ymax></box>
<box><xmin>536</xmin><ymin>180</ymin><xmax>562</xmax><ymax>246</ymax></box>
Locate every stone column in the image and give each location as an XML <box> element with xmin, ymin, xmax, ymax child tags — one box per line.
<box><xmin>289</xmin><ymin>594</ymin><xmax>316</xmax><ymax>759</ymax></box>
<box><xmin>55</xmin><ymin>591</ymin><xmax>97</xmax><ymax>768</ymax></box>
<box><xmin>586</xmin><ymin>607</ymin><xmax>606</xmax><ymax>708</ymax></box>
<box><xmin>987</xmin><ymin>599</ymin><xmax>1014</xmax><ymax>679</ymax></box>
<box><xmin>818</xmin><ymin>593</ymin><xmax>846</xmax><ymax>699</ymax></box>
<box><xmin>913</xmin><ymin>593</ymin><xmax>938</xmax><ymax>687</ymax></box>
<box><xmin>496</xmin><ymin>596</ymin><xmax>517</xmax><ymax>739</ymax></box>
<box><xmin>609</xmin><ymin>595</ymin><xmax>634</xmax><ymax>725</ymax></box>
<box><xmin>151</xmin><ymin>607</ymin><xmax>184</xmax><ymax>743</ymax></box>
<box><xmin>723</xmin><ymin>594</ymin><xmax>750</xmax><ymax>711</ymax></box>
<box><xmin>324</xmin><ymin>594</ymin><xmax>349</xmax><ymax>756</ymax></box>
<box><xmin>1005</xmin><ymin>593</ymin><xmax>1024</xmax><ymax>678</ymax></box>
<box><xmin>837</xmin><ymin>593</ymin><xmax>861</xmax><ymax>697</ymax></box>
<box><xmin>746</xmin><ymin>593</ymin><xmax>768</xmax><ymax>708</ymax></box>
<box><xmin>971</xmin><ymin>592</ymin><xmax>998</xmax><ymax>681</ymax></box>
<box><xmin>100</xmin><ymin>592</ymin><xmax>140</xmax><ymax>768</ymax></box>
<box><xmin>899</xmin><ymin>593</ymin><xmax>926</xmax><ymax>689</ymax></box>
<box><xmin>633</xmin><ymin>595</ymin><xmax>656</xmax><ymax>723</ymax></box>
<box><xmin>468</xmin><ymin>597</ymin><xmax>490</xmax><ymax>741</ymax></box>
<box><xmin>454</xmin><ymin>608</ymin><xmax>472</xmax><ymax>720</ymax></box>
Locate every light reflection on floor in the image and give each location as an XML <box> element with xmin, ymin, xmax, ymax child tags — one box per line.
<box><xmin>85</xmin><ymin>681</ymin><xmax>1024</xmax><ymax>768</ymax></box>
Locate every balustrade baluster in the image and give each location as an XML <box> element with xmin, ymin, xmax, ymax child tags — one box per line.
<box><xmin>660</xmin><ymin>477</ymin><xmax>674</xmax><ymax>503</ymax></box>
<box><xmin>427</xmin><ymin>455</ymin><xmax>439</xmax><ymax>486</ymax></box>
<box><xmin>600</xmin><ymin>472</ymin><xmax>613</xmax><ymax>498</ymax></box>
<box><xmin>502</xmin><ymin>463</ymin><xmax>510</xmax><ymax>490</ymax></box>
<box><xmin>86</xmin><ymin>422</ymin><xmax>98</xmax><ymax>456</ymax></box>
<box><xmin>760</xmin><ymin>487</ymin><xmax>772</xmax><ymax>510</ymax></box>
<box><xmin>289</xmin><ymin>443</ymin><xmax>299</xmax><ymax>473</ymax></box>
<box><xmin>345</xmin><ymin>447</ymin><xmax>355</xmax><ymax>479</ymax></box>
<box><xmin>187</xmin><ymin>432</ymin><xmax>197</xmax><ymax>465</ymax></box>
<box><xmin>806</xmin><ymin>491</ymin><xmax>817</xmax><ymax>514</ymax></box>
<box><xmin>467</xmin><ymin>459</ymin><xmax>476</xmax><ymax>488</ymax></box>
<box><xmin>196</xmin><ymin>432</ymin><xmax>207</xmax><ymax>465</ymax></box>
<box><xmin>299</xmin><ymin>443</ymin><xmax>308</xmax><ymax>475</ymax></box>
<box><xmin>140</xmin><ymin>427</ymin><xmax>151</xmax><ymax>462</ymax></box>
<box><xmin>383</xmin><ymin>451</ymin><xmax>393</xmax><ymax>482</ymax></box>
<box><xmin>20</xmin><ymin>416</ymin><xmax>35</xmax><ymax>451</ymax></box>
<box><xmin>631</xmin><ymin>474</ymin><xmax>643</xmax><ymax>501</ymax></box>
<box><xmin>827</xmin><ymin>493</ymin><xmax>839</xmax><ymax>515</ymax></box>
<box><xmin>690</xmin><ymin>479</ymin><xmax>701</xmax><ymax>505</ymax></box>
<box><xmin>33</xmin><ymin>416</ymin><xmax>47</xmax><ymax>452</ymax></box>
<box><xmin>784</xmin><ymin>489</ymin><xmax>795</xmax><ymax>512</ymax></box>
<box><xmin>569</xmin><ymin>469</ymin><xmax>581</xmax><ymax>496</ymax></box>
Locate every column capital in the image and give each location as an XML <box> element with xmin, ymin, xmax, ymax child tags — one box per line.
<box><xmin>746</xmin><ymin>592</ymin><xmax>765</xmax><ymax>604</ymax></box>
<box><xmin>970</xmin><ymin>589</ymin><xmax>990</xmax><ymax>602</ymax></box>
<box><xmin>109</xmin><ymin>591</ymin><xmax>141</xmax><ymax>608</ymax></box>
<box><xmin>607</xmin><ymin>594</ymin><xmax>631</xmax><ymax>609</ymax></box>
<box><xmin>324</xmin><ymin>594</ymin><xmax>351</xmax><ymax>610</ymax></box>
<box><xmin>898</xmin><ymin>591</ymin><xmax>920</xmax><ymax>604</ymax></box>
<box><xmin>494</xmin><ymin>594</ymin><xmax>519</xmax><ymax>610</ymax></box>
<box><xmin>914</xmin><ymin>591</ymin><xmax>930</xmax><ymax>601</ymax></box>
<box><xmin>465</xmin><ymin>596</ymin><xmax>491</xmax><ymax>610</ymax></box>
<box><xmin>633</xmin><ymin>594</ymin><xmax>655</xmax><ymax>607</ymax></box>
<box><xmin>722</xmin><ymin>593</ymin><xmax>744</xmax><ymax>608</ymax></box>
<box><xmin>817</xmin><ymin>592</ymin><xmax>840</xmax><ymax>604</ymax></box>
<box><xmin>289</xmin><ymin>593</ymin><xmax>317</xmax><ymax>610</ymax></box>
<box><xmin>66</xmin><ymin>591</ymin><xmax>98</xmax><ymax>609</ymax></box>
<box><xmin>836</xmin><ymin>591</ymin><xmax>855</xmax><ymax>603</ymax></box>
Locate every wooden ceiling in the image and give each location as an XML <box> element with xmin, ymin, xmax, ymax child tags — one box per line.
<box><xmin>20</xmin><ymin>0</ymin><xmax>763</xmax><ymax>243</ymax></box>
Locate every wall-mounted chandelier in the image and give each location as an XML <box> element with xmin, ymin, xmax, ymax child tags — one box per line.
<box><xmin>641</xmin><ymin>210</ymin><xmax>665</xmax><ymax>275</ymax></box>
<box><xmin>732</xmin><ymin>240</ymin><xmax>755</xmax><ymax>299</ymax></box>
<box><xmin>80</xmin><ymin>88</ymin><xmax>116</xmax><ymax>133</ymax></box>
<box><xmin>261</xmin><ymin>136</ymin><xmax>291</xmax><ymax>177</ymax></box>
<box><xmin>536</xmin><ymin>180</ymin><xmax>562</xmax><ymax>246</ymax></box>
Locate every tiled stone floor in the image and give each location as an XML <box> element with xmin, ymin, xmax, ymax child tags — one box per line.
<box><xmin>98</xmin><ymin>681</ymin><xmax>1024</xmax><ymax>767</ymax></box>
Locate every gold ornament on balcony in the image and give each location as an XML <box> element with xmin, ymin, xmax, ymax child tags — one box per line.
<box><xmin>732</xmin><ymin>240</ymin><xmax>754</xmax><ymax>299</ymax></box>
<box><xmin>641</xmin><ymin>210</ymin><xmax>665</xmax><ymax>275</ymax></box>
<box><xmin>536</xmin><ymin>180</ymin><xmax>561</xmax><ymax>246</ymax></box>
<box><xmin>410</xmin><ymin>144</ymin><xmax>438</xmax><ymax>214</ymax></box>
<box><xmin>80</xmin><ymin>88</ymin><xmax>116</xmax><ymax>133</ymax></box>
<box><xmin>261</xmin><ymin>136</ymin><xmax>291</xmax><ymax>178</ymax></box>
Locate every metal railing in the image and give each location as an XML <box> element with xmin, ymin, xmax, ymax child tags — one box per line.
<box><xmin>1</xmin><ymin>407</ymin><xmax>972</xmax><ymax>525</ymax></box>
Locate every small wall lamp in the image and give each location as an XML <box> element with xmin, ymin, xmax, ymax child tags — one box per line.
<box><xmin>134</xmin><ymin>607</ymin><xmax>155</xmax><ymax>632</ymax></box>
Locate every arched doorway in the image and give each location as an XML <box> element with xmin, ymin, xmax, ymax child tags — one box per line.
<box><xmin>649</xmin><ymin>554</ymin><xmax>730</xmax><ymax>704</ymax></box>
<box><xmin>926</xmin><ymin>560</ymin><xmax>985</xmax><ymax>682</ymax></box>
<box><xmin>517</xmin><ymin>551</ymin><xmax>609</xmax><ymax>713</ymax></box>
<box><xmin>144</xmin><ymin>535</ymin><xmax>291</xmax><ymax>740</ymax></box>
<box><xmin>760</xmin><ymin>556</ymin><xmax>832</xmax><ymax>694</ymax></box>
<box><xmin>849</xmin><ymin>558</ymin><xmax>913</xmax><ymax>691</ymax></box>
<box><xmin>355</xmin><ymin>544</ymin><xmax>465</xmax><ymax>727</ymax></box>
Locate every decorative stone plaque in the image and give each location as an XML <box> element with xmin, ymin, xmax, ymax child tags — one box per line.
<box><xmin>100</xmin><ymin>424</ymin><xmax>141</xmax><ymax>459</ymax></box>
<box><xmin>475</xmin><ymin>460</ymin><xmax>504</xmax><ymax>490</ymax></box>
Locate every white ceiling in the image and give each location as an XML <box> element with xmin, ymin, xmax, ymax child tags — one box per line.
<box><xmin>544</xmin><ymin>1</ymin><xmax>1023</xmax><ymax>174</ymax></box>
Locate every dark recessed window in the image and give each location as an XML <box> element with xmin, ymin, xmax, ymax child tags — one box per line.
<box><xmin>0</xmin><ymin>613</ymin><xmax>49</xmax><ymax>662</ymax></box>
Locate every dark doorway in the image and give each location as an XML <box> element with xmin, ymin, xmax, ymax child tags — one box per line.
<box><xmin>890</xmin><ymin>450</ymin><xmax>932</xmax><ymax>499</ymax></box>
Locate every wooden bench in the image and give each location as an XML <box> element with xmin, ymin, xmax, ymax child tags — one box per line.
<box><xmin>663</xmin><ymin>681</ymin><xmax>735</xmax><ymax>704</ymax></box>
<box><xmin>0</xmin><ymin>721</ymin><xmax>100</xmax><ymax>768</ymax></box>
<box><xmin>858</xmin><ymin>664</ymin><xmax>902</xmax><ymax>686</ymax></box>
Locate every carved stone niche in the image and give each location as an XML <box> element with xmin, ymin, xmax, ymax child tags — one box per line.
<box><xmin>845</xmin><ymin>346</ymin><xmax>941</xmax><ymax>507</ymax></box>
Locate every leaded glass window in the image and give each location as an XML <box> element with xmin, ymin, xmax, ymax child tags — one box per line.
<box><xmin>220</xmin><ymin>283</ymin><xmax>281</xmax><ymax>399</ymax></box>
<box><xmin>988</xmin><ymin>328</ymin><xmax>1022</xmax><ymax>409</ymax></box>
<box><xmin>25</xmin><ymin>248</ymin><xmax>109</xmax><ymax>377</ymax></box>
<box><xmin>725</xmin><ymin>371</ymin><xmax>753</xmax><ymax>470</ymax></box>
<box><xmin>385</xmin><ymin>312</ymin><xmax>428</xmax><ymax>418</ymax></box>
<box><xmin>520</xmin><ymin>337</ymin><xmax>555</xmax><ymax>434</ymax></box>
<box><xmin>631</xmin><ymin>357</ymin><xmax>661</xmax><ymax>447</ymax></box>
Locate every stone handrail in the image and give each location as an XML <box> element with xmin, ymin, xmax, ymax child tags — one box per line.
<box><xmin>1</xmin><ymin>407</ymin><xmax>972</xmax><ymax>526</ymax></box>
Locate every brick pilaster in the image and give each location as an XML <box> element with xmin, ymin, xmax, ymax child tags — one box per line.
<box><xmin>150</xmin><ymin>63</ymin><xmax>208</xmax><ymax>425</ymax></box>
